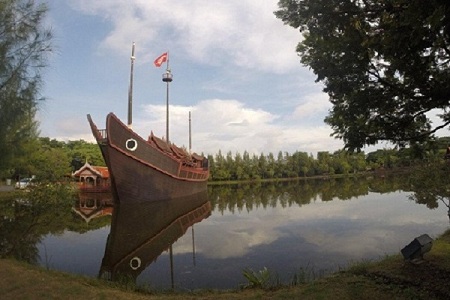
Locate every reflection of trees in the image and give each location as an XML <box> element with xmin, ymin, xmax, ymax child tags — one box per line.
<box><xmin>367</xmin><ymin>173</ymin><xmax>412</xmax><ymax>194</ymax></box>
<box><xmin>208</xmin><ymin>175</ymin><xmax>411</xmax><ymax>213</ymax></box>
<box><xmin>409</xmin><ymin>162</ymin><xmax>450</xmax><ymax>209</ymax></box>
<box><xmin>0</xmin><ymin>198</ymin><xmax>43</xmax><ymax>263</ymax></box>
<box><xmin>0</xmin><ymin>184</ymin><xmax>109</xmax><ymax>264</ymax></box>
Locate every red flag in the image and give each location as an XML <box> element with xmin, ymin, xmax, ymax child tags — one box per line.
<box><xmin>154</xmin><ymin>52</ymin><xmax>168</xmax><ymax>67</ymax></box>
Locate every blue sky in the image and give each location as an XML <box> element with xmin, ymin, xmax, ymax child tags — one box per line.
<box><xmin>38</xmin><ymin>0</ymin><xmax>382</xmax><ymax>156</ymax></box>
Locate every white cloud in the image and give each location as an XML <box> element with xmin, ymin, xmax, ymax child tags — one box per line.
<box><xmin>131</xmin><ymin>99</ymin><xmax>343</xmax><ymax>155</ymax></box>
<box><xmin>39</xmin><ymin>97</ymin><xmax>343</xmax><ymax>155</ymax></box>
<box><xmin>39</xmin><ymin>1</ymin><xmax>352</xmax><ymax>156</ymax></box>
<box><xmin>69</xmin><ymin>0</ymin><xmax>301</xmax><ymax>73</ymax></box>
<box><xmin>292</xmin><ymin>93</ymin><xmax>331</xmax><ymax>119</ymax></box>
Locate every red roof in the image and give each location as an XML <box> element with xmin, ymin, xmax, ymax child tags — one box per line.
<box><xmin>73</xmin><ymin>162</ymin><xmax>109</xmax><ymax>179</ymax></box>
<box><xmin>93</xmin><ymin>166</ymin><xmax>109</xmax><ymax>178</ymax></box>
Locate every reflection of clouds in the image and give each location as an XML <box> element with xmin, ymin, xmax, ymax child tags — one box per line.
<box><xmin>173</xmin><ymin>209</ymin><xmax>287</xmax><ymax>259</ymax></box>
<box><xmin>197</xmin><ymin>212</ymin><xmax>285</xmax><ymax>259</ymax></box>
<box><xmin>283</xmin><ymin>192</ymin><xmax>445</xmax><ymax>227</ymax></box>
<box><xmin>198</xmin><ymin>228</ymin><xmax>277</xmax><ymax>259</ymax></box>
<box><xmin>281</xmin><ymin>193</ymin><xmax>447</xmax><ymax>259</ymax></box>
<box><xmin>176</xmin><ymin>192</ymin><xmax>448</xmax><ymax>261</ymax></box>
<box><xmin>294</xmin><ymin>227</ymin><xmax>398</xmax><ymax>259</ymax></box>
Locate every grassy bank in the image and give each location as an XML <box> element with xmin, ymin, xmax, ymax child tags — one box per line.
<box><xmin>1</xmin><ymin>230</ymin><xmax>449</xmax><ymax>299</ymax></box>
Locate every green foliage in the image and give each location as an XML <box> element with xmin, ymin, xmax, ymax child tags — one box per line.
<box><xmin>2</xmin><ymin>135</ymin><xmax>448</xmax><ymax>183</ymax></box>
<box><xmin>409</xmin><ymin>161</ymin><xmax>450</xmax><ymax>209</ymax></box>
<box><xmin>0</xmin><ymin>183</ymin><xmax>112</xmax><ymax>263</ymax></box>
<box><xmin>347</xmin><ymin>259</ymin><xmax>373</xmax><ymax>276</ymax></box>
<box><xmin>27</xmin><ymin>182</ymin><xmax>77</xmax><ymax>206</ymax></box>
<box><xmin>12</xmin><ymin>138</ymin><xmax>72</xmax><ymax>181</ymax></box>
<box><xmin>0</xmin><ymin>183</ymin><xmax>75</xmax><ymax>263</ymax></box>
<box><xmin>208</xmin><ymin>137</ymin><xmax>450</xmax><ymax>182</ymax></box>
<box><xmin>275</xmin><ymin>0</ymin><xmax>450</xmax><ymax>150</ymax></box>
<box><xmin>242</xmin><ymin>265</ymin><xmax>324</xmax><ymax>289</ymax></box>
<box><xmin>242</xmin><ymin>267</ymin><xmax>271</xmax><ymax>289</ymax></box>
<box><xmin>0</xmin><ymin>0</ymin><xmax>53</xmax><ymax>174</ymax></box>
<box><xmin>32</xmin><ymin>147</ymin><xmax>71</xmax><ymax>182</ymax></box>
<box><xmin>290</xmin><ymin>265</ymin><xmax>324</xmax><ymax>285</ymax></box>
<box><xmin>3</xmin><ymin>137</ymin><xmax>103</xmax><ymax>181</ymax></box>
<box><xmin>208</xmin><ymin>175</ymin><xmax>413</xmax><ymax>214</ymax></box>
<box><xmin>66</xmin><ymin>139</ymin><xmax>106</xmax><ymax>170</ymax></box>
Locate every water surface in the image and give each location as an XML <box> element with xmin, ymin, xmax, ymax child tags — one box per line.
<box><xmin>2</xmin><ymin>176</ymin><xmax>449</xmax><ymax>290</ymax></box>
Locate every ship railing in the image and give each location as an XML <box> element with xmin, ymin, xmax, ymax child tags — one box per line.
<box><xmin>179</xmin><ymin>166</ymin><xmax>208</xmax><ymax>180</ymax></box>
<box><xmin>97</xmin><ymin>129</ymin><xmax>107</xmax><ymax>140</ymax></box>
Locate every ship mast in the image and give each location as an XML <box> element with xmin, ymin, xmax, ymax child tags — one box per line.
<box><xmin>162</xmin><ymin>54</ymin><xmax>173</xmax><ymax>143</ymax></box>
<box><xmin>189</xmin><ymin>111</ymin><xmax>192</xmax><ymax>153</ymax></box>
<box><xmin>127</xmin><ymin>42</ymin><xmax>136</xmax><ymax>128</ymax></box>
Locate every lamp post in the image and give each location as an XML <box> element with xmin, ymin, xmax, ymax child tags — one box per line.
<box><xmin>162</xmin><ymin>68</ymin><xmax>172</xmax><ymax>143</ymax></box>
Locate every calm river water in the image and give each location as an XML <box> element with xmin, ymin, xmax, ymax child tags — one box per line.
<box><xmin>2</xmin><ymin>175</ymin><xmax>450</xmax><ymax>290</ymax></box>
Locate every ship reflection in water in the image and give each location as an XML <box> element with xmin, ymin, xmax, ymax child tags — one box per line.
<box><xmin>98</xmin><ymin>191</ymin><xmax>211</xmax><ymax>286</ymax></box>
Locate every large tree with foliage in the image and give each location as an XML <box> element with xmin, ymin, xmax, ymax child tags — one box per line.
<box><xmin>0</xmin><ymin>0</ymin><xmax>52</xmax><ymax>176</ymax></box>
<box><xmin>275</xmin><ymin>0</ymin><xmax>450</xmax><ymax>150</ymax></box>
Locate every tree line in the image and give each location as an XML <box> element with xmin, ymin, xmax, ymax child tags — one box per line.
<box><xmin>206</xmin><ymin>137</ymin><xmax>450</xmax><ymax>181</ymax></box>
<box><xmin>3</xmin><ymin>137</ymin><xmax>104</xmax><ymax>181</ymax></box>
<box><xmin>4</xmin><ymin>135</ymin><xmax>450</xmax><ymax>183</ymax></box>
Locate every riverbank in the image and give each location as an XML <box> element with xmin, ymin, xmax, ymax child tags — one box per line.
<box><xmin>1</xmin><ymin>229</ymin><xmax>449</xmax><ymax>299</ymax></box>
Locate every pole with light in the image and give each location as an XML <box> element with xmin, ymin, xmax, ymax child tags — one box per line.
<box><xmin>162</xmin><ymin>53</ymin><xmax>172</xmax><ymax>143</ymax></box>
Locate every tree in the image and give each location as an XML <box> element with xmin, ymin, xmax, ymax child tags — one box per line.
<box><xmin>30</xmin><ymin>145</ymin><xmax>71</xmax><ymax>181</ymax></box>
<box><xmin>0</xmin><ymin>0</ymin><xmax>52</xmax><ymax>176</ymax></box>
<box><xmin>316</xmin><ymin>151</ymin><xmax>331</xmax><ymax>174</ymax></box>
<box><xmin>275</xmin><ymin>0</ymin><xmax>450</xmax><ymax>150</ymax></box>
<box><xmin>275</xmin><ymin>151</ymin><xmax>285</xmax><ymax>178</ymax></box>
<box><xmin>233</xmin><ymin>152</ymin><xmax>245</xmax><ymax>180</ymax></box>
<box><xmin>213</xmin><ymin>150</ymin><xmax>230</xmax><ymax>181</ymax></box>
<box><xmin>12</xmin><ymin>138</ymin><xmax>71</xmax><ymax>181</ymax></box>
<box><xmin>66</xmin><ymin>139</ymin><xmax>105</xmax><ymax>170</ymax></box>
<box><xmin>332</xmin><ymin>150</ymin><xmax>352</xmax><ymax>174</ymax></box>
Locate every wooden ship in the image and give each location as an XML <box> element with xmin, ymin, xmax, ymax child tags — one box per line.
<box><xmin>87</xmin><ymin>43</ymin><xmax>209</xmax><ymax>203</ymax></box>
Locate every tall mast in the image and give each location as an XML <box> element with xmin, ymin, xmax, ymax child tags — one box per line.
<box><xmin>162</xmin><ymin>53</ymin><xmax>172</xmax><ymax>143</ymax></box>
<box><xmin>189</xmin><ymin>111</ymin><xmax>192</xmax><ymax>153</ymax></box>
<box><xmin>127</xmin><ymin>42</ymin><xmax>136</xmax><ymax>128</ymax></box>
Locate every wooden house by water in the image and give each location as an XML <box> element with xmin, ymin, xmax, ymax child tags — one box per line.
<box><xmin>72</xmin><ymin>161</ymin><xmax>111</xmax><ymax>193</ymax></box>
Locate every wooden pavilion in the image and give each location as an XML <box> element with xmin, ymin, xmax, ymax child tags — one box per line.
<box><xmin>72</xmin><ymin>161</ymin><xmax>111</xmax><ymax>193</ymax></box>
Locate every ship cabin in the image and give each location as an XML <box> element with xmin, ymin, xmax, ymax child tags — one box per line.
<box><xmin>148</xmin><ymin>131</ymin><xmax>208</xmax><ymax>169</ymax></box>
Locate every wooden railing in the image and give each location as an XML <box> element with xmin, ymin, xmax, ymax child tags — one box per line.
<box><xmin>179</xmin><ymin>166</ymin><xmax>209</xmax><ymax>181</ymax></box>
<box><xmin>98</xmin><ymin>129</ymin><xmax>107</xmax><ymax>139</ymax></box>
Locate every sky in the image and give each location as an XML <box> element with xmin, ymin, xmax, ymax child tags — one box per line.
<box><xmin>37</xmin><ymin>0</ymin><xmax>383</xmax><ymax>157</ymax></box>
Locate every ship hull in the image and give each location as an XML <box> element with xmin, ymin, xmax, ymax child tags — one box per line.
<box><xmin>87</xmin><ymin>113</ymin><xmax>209</xmax><ymax>203</ymax></box>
